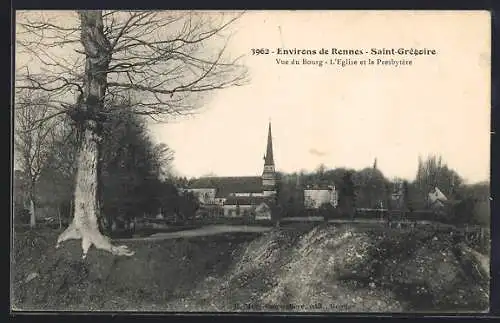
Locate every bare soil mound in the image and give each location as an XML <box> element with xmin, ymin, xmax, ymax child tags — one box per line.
<box><xmin>12</xmin><ymin>225</ymin><xmax>489</xmax><ymax>312</ymax></box>
<box><xmin>165</xmin><ymin>225</ymin><xmax>489</xmax><ymax>312</ymax></box>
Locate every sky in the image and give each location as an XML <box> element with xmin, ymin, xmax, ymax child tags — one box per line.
<box><xmin>149</xmin><ymin>11</ymin><xmax>491</xmax><ymax>183</ymax></box>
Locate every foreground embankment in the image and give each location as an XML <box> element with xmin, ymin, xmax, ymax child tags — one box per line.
<box><xmin>12</xmin><ymin>224</ymin><xmax>489</xmax><ymax>312</ymax></box>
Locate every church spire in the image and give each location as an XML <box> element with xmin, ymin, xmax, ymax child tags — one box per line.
<box><xmin>264</xmin><ymin>122</ymin><xmax>274</xmax><ymax>166</ymax></box>
<box><xmin>262</xmin><ymin>121</ymin><xmax>276</xmax><ymax>195</ymax></box>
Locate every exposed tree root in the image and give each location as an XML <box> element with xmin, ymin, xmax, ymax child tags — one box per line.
<box><xmin>56</xmin><ymin>222</ymin><xmax>134</xmax><ymax>259</ymax></box>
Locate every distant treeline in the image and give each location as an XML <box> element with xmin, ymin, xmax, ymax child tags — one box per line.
<box><xmin>273</xmin><ymin>157</ymin><xmax>489</xmax><ymax>226</ymax></box>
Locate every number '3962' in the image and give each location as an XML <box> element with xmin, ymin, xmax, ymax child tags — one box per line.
<box><xmin>251</xmin><ymin>48</ymin><xmax>270</xmax><ymax>55</ymax></box>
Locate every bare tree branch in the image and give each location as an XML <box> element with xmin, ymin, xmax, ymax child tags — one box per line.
<box><xmin>16</xmin><ymin>10</ymin><xmax>249</xmax><ymax>123</ymax></box>
<box><xmin>14</xmin><ymin>89</ymin><xmax>66</xmax><ymax>198</ymax></box>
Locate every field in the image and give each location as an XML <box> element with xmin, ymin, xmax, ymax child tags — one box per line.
<box><xmin>11</xmin><ymin>223</ymin><xmax>490</xmax><ymax>313</ymax></box>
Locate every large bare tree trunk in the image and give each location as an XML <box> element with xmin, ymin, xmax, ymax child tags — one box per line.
<box><xmin>27</xmin><ymin>178</ymin><xmax>36</xmax><ymax>228</ymax></box>
<box><xmin>57</xmin><ymin>206</ymin><xmax>62</xmax><ymax>229</ymax></box>
<box><xmin>56</xmin><ymin>11</ymin><xmax>133</xmax><ymax>258</ymax></box>
<box><xmin>29</xmin><ymin>194</ymin><xmax>35</xmax><ymax>228</ymax></box>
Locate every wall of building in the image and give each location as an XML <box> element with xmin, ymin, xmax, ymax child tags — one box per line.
<box><xmin>214</xmin><ymin>198</ymin><xmax>226</xmax><ymax>206</ymax></box>
<box><xmin>263</xmin><ymin>190</ymin><xmax>276</xmax><ymax>197</ymax></box>
<box><xmin>255</xmin><ymin>203</ymin><xmax>271</xmax><ymax>220</ymax></box>
<box><xmin>185</xmin><ymin>188</ymin><xmax>217</xmax><ymax>204</ymax></box>
<box><xmin>234</xmin><ymin>192</ymin><xmax>265</xmax><ymax>197</ymax></box>
<box><xmin>223</xmin><ymin>204</ymin><xmax>253</xmax><ymax>217</ymax></box>
<box><xmin>304</xmin><ymin>188</ymin><xmax>338</xmax><ymax>209</ymax></box>
<box><xmin>262</xmin><ymin>169</ymin><xmax>276</xmax><ymax>187</ymax></box>
<box><xmin>185</xmin><ymin>189</ymin><xmax>269</xmax><ymax>206</ymax></box>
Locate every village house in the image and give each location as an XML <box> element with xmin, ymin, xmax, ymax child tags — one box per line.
<box><xmin>223</xmin><ymin>196</ymin><xmax>272</xmax><ymax>218</ymax></box>
<box><xmin>428</xmin><ymin>186</ymin><xmax>448</xmax><ymax>209</ymax></box>
<box><xmin>303</xmin><ymin>184</ymin><xmax>338</xmax><ymax>209</ymax></box>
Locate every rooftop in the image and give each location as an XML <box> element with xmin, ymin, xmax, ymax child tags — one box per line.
<box><xmin>303</xmin><ymin>184</ymin><xmax>336</xmax><ymax>190</ymax></box>
<box><xmin>224</xmin><ymin>195</ymin><xmax>273</xmax><ymax>206</ymax></box>
<box><xmin>188</xmin><ymin>176</ymin><xmax>263</xmax><ymax>197</ymax></box>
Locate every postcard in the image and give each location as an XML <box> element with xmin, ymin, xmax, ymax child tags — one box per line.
<box><xmin>12</xmin><ymin>10</ymin><xmax>491</xmax><ymax>313</ymax></box>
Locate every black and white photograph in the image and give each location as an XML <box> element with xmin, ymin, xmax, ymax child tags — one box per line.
<box><xmin>12</xmin><ymin>10</ymin><xmax>491</xmax><ymax>313</ymax></box>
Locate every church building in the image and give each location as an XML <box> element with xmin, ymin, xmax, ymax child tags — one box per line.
<box><xmin>185</xmin><ymin>122</ymin><xmax>277</xmax><ymax>217</ymax></box>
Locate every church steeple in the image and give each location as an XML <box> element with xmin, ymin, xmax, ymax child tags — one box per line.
<box><xmin>262</xmin><ymin>121</ymin><xmax>276</xmax><ymax>196</ymax></box>
<box><xmin>264</xmin><ymin>122</ymin><xmax>274</xmax><ymax>166</ymax></box>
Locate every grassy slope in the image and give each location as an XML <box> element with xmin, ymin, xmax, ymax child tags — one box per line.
<box><xmin>11</xmin><ymin>224</ymin><xmax>489</xmax><ymax>312</ymax></box>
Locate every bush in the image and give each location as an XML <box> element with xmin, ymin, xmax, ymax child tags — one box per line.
<box><xmin>444</xmin><ymin>198</ymin><xmax>489</xmax><ymax>226</ymax></box>
<box><xmin>15</xmin><ymin>206</ymin><xmax>31</xmax><ymax>225</ymax></box>
<box><xmin>319</xmin><ymin>203</ymin><xmax>337</xmax><ymax>221</ymax></box>
<box><xmin>472</xmin><ymin>200</ymin><xmax>489</xmax><ymax>227</ymax></box>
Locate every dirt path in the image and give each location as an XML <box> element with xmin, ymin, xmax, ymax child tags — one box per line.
<box><xmin>116</xmin><ymin>225</ymin><xmax>272</xmax><ymax>242</ymax></box>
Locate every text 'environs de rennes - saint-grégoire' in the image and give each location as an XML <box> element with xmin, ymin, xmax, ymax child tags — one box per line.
<box><xmin>272</xmin><ymin>48</ymin><xmax>438</xmax><ymax>56</ymax></box>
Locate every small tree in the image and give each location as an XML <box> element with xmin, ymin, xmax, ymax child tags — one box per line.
<box><xmin>38</xmin><ymin>119</ymin><xmax>79</xmax><ymax>229</ymax></box>
<box><xmin>14</xmin><ymin>90</ymin><xmax>63</xmax><ymax>228</ymax></box>
<box><xmin>384</xmin><ymin>182</ymin><xmax>392</xmax><ymax>224</ymax></box>
<box><xmin>402</xmin><ymin>180</ymin><xmax>411</xmax><ymax>211</ymax></box>
<box><xmin>14</xmin><ymin>170</ymin><xmax>31</xmax><ymax>225</ymax></box>
<box><xmin>285</xmin><ymin>196</ymin><xmax>296</xmax><ymax>218</ymax></box>
<box><xmin>339</xmin><ymin>171</ymin><xmax>355</xmax><ymax>220</ymax></box>
<box><xmin>271</xmin><ymin>203</ymin><xmax>283</xmax><ymax>228</ymax></box>
<box><xmin>415</xmin><ymin>154</ymin><xmax>463</xmax><ymax>204</ymax></box>
<box><xmin>178</xmin><ymin>191</ymin><xmax>200</xmax><ymax>223</ymax></box>
<box><xmin>354</xmin><ymin>167</ymin><xmax>387</xmax><ymax>209</ymax></box>
<box><xmin>319</xmin><ymin>202</ymin><xmax>336</xmax><ymax>222</ymax></box>
<box><xmin>273</xmin><ymin>178</ymin><xmax>283</xmax><ymax>227</ymax></box>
